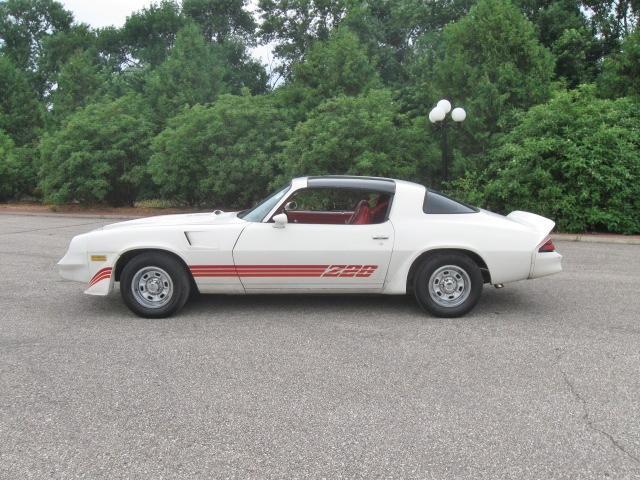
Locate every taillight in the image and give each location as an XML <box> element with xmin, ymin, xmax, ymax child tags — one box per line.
<box><xmin>538</xmin><ymin>238</ymin><xmax>555</xmax><ymax>252</ymax></box>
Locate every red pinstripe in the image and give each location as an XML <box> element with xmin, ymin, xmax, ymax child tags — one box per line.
<box><xmin>89</xmin><ymin>267</ymin><xmax>112</xmax><ymax>286</ymax></box>
<box><xmin>188</xmin><ymin>265</ymin><xmax>378</xmax><ymax>278</ymax></box>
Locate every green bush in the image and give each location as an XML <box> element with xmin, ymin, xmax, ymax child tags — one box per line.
<box><xmin>149</xmin><ymin>93</ymin><xmax>290</xmax><ymax>208</ymax></box>
<box><xmin>280</xmin><ymin>89</ymin><xmax>439</xmax><ymax>183</ymax></box>
<box><xmin>453</xmin><ymin>86</ymin><xmax>640</xmax><ymax>233</ymax></box>
<box><xmin>0</xmin><ymin>130</ymin><xmax>18</xmax><ymax>201</ymax></box>
<box><xmin>39</xmin><ymin>95</ymin><xmax>154</xmax><ymax>206</ymax></box>
<box><xmin>0</xmin><ymin>131</ymin><xmax>38</xmax><ymax>201</ymax></box>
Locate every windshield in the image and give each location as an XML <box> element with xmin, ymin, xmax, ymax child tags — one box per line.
<box><xmin>237</xmin><ymin>184</ymin><xmax>291</xmax><ymax>222</ymax></box>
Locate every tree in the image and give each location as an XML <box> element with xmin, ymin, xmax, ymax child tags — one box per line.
<box><xmin>0</xmin><ymin>56</ymin><xmax>43</xmax><ymax>145</ymax></box>
<box><xmin>427</xmin><ymin>0</ymin><xmax>555</xmax><ymax>157</ymax></box>
<box><xmin>213</xmin><ymin>40</ymin><xmax>269</xmax><ymax>94</ymax></box>
<box><xmin>119</xmin><ymin>0</ymin><xmax>184</xmax><ymax>66</ymax></box>
<box><xmin>36</xmin><ymin>23</ymin><xmax>98</xmax><ymax>95</ymax></box>
<box><xmin>551</xmin><ymin>27</ymin><xmax>598</xmax><ymax>87</ymax></box>
<box><xmin>280</xmin><ymin>89</ymin><xmax>438</xmax><ymax>184</ymax></box>
<box><xmin>599</xmin><ymin>27</ymin><xmax>640</xmax><ymax>98</ymax></box>
<box><xmin>292</xmin><ymin>27</ymin><xmax>379</xmax><ymax>101</ymax></box>
<box><xmin>0</xmin><ymin>130</ymin><xmax>18</xmax><ymax>200</ymax></box>
<box><xmin>583</xmin><ymin>0</ymin><xmax>639</xmax><ymax>56</ymax></box>
<box><xmin>344</xmin><ymin>0</ymin><xmax>474</xmax><ymax>85</ymax></box>
<box><xmin>49</xmin><ymin>49</ymin><xmax>106</xmax><ymax>122</ymax></box>
<box><xmin>257</xmin><ymin>0</ymin><xmax>350</xmax><ymax>76</ymax></box>
<box><xmin>39</xmin><ymin>95</ymin><xmax>154</xmax><ymax>206</ymax></box>
<box><xmin>144</xmin><ymin>23</ymin><xmax>225</xmax><ymax>123</ymax></box>
<box><xmin>0</xmin><ymin>130</ymin><xmax>38</xmax><ymax>201</ymax></box>
<box><xmin>0</xmin><ymin>0</ymin><xmax>73</xmax><ymax>93</ymax></box>
<box><xmin>514</xmin><ymin>0</ymin><xmax>598</xmax><ymax>86</ymax></box>
<box><xmin>276</xmin><ymin>26</ymin><xmax>380</xmax><ymax>121</ymax></box>
<box><xmin>149</xmin><ymin>93</ymin><xmax>290</xmax><ymax>207</ymax></box>
<box><xmin>453</xmin><ymin>86</ymin><xmax>640</xmax><ymax>233</ymax></box>
<box><xmin>183</xmin><ymin>0</ymin><xmax>256</xmax><ymax>44</ymax></box>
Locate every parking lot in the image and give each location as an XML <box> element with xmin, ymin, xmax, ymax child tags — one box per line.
<box><xmin>1</xmin><ymin>213</ymin><xmax>639</xmax><ymax>479</ymax></box>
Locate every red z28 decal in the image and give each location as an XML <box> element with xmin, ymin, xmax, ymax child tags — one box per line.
<box><xmin>189</xmin><ymin>265</ymin><xmax>378</xmax><ymax>278</ymax></box>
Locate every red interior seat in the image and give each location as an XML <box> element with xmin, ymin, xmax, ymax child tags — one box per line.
<box><xmin>349</xmin><ymin>200</ymin><xmax>371</xmax><ymax>225</ymax></box>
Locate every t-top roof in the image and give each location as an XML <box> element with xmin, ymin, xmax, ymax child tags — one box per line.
<box><xmin>306</xmin><ymin>175</ymin><xmax>396</xmax><ymax>194</ymax></box>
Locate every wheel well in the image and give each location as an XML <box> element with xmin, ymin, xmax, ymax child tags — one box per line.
<box><xmin>114</xmin><ymin>249</ymin><xmax>198</xmax><ymax>291</ymax></box>
<box><xmin>406</xmin><ymin>248</ymin><xmax>492</xmax><ymax>292</ymax></box>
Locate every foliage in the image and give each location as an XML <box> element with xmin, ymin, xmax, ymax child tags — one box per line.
<box><xmin>39</xmin><ymin>95</ymin><xmax>154</xmax><ymax>206</ymax></box>
<box><xmin>280</xmin><ymin>89</ymin><xmax>438</xmax><ymax>183</ymax></box>
<box><xmin>344</xmin><ymin>0</ymin><xmax>475</xmax><ymax>85</ymax></box>
<box><xmin>0</xmin><ymin>0</ymin><xmax>73</xmax><ymax>74</ymax></box>
<box><xmin>144</xmin><ymin>23</ymin><xmax>225</xmax><ymax>123</ymax></box>
<box><xmin>279</xmin><ymin>26</ymin><xmax>380</xmax><ymax>115</ymax></box>
<box><xmin>431</xmin><ymin>0</ymin><xmax>555</xmax><ymax>155</ymax></box>
<box><xmin>452</xmin><ymin>86</ymin><xmax>640</xmax><ymax>233</ymax></box>
<box><xmin>0</xmin><ymin>0</ymin><xmax>639</xmax><ymax>233</ymax></box>
<box><xmin>599</xmin><ymin>27</ymin><xmax>640</xmax><ymax>98</ymax></box>
<box><xmin>149</xmin><ymin>94</ymin><xmax>290</xmax><ymax>207</ymax></box>
<box><xmin>36</xmin><ymin>23</ymin><xmax>98</xmax><ymax>95</ymax></box>
<box><xmin>183</xmin><ymin>0</ymin><xmax>256</xmax><ymax>44</ymax></box>
<box><xmin>49</xmin><ymin>49</ymin><xmax>106</xmax><ymax>122</ymax></box>
<box><xmin>0</xmin><ymin>130</ymin><xmax>20</xmax><ymax>200</ymax></box>
<box><xmin>0</xmin><ymin>56</ymin><xmax>43</xmax><ymax>145</ymax></box>
<box><xmin>119</xmin><ymin>0</ymin><xmax>185</xmax><ymax>66</ymax></box>
<box><xmin>582</xmin><ymin>0</ymin><xmax>638</xmax><ymax>56</ymax></box>
<box><xmin>257</xmin><ymin>0</ymin><xmax>349</xmax><ymax>76</ymax></box>
<box><xmin>213</xmin><ymin>39</ymin><xmax>268</xmax><ymax>95</ymax></box>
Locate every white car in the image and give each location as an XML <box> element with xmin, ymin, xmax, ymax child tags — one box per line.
<box><xmin>58</xmin><ymin>176</ymin><xmax>562</xmax><ymax>318</ymax></box>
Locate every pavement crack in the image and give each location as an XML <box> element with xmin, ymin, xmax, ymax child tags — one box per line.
<box><xmin>556</xmin><ymin>349</ymin><xmax>640</xmax><ymax>466</ymax></box>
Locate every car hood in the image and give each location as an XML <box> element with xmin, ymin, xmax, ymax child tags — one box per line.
<box><xmin>101</xmin><ymin>211</ymin><xmax>244</xmax><ymax>230</ymax></box>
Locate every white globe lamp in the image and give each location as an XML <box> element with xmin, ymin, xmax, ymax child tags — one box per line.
<box><xmin>429</xmin><ymin>107</ymin><xmax>446</xmax><ymax>123</ymax></box>
<box><xmin>436</xmin><ymin>99</ymin><xmax>452</xmax><ymax>114</ymax></box>
<box><xmin>451</xmin><ymin>107</ymin><xmax>466</xmax><ymax>122</ymax></box>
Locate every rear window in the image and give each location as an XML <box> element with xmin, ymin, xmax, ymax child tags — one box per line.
<box><xmin>423</xmin><ymin>190</ymin><xmax>478</xmax><ymax>214</ymax></box>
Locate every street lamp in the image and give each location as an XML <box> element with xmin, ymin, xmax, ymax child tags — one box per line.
<box><xmin>429</xmin><ymin>99</ymin><xmax>466</xmax><ymax>183</ymax></box>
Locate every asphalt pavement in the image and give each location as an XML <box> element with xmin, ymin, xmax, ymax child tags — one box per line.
<box><xmin>1</xmin><ymin>213</ymin><xmax>639</xmax><ymax>479</ymax></box>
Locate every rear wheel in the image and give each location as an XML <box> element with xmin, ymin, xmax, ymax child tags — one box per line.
<box><xmin>120</xmin><ymin>252</ymin><xmax>191</xmax><ymax>318</ymax></box>
<box><xmin>414</xmin><ymin>253</ymin><xmax>483</xmax><ymax>317</ymax></box>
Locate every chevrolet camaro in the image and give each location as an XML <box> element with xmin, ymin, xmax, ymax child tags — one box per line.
<box><xmin>58</xmin><ymin>176</ymin><xmax>562</xmax><ymax>318</ymax></box>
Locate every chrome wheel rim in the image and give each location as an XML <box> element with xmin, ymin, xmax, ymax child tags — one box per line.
<box><xmin>131</xmin><ymin>266</ymin><xmax>174</xmax><ymax>309</ymax></box>
<box><xmin>428</xmin><ymin>265</ymin><xmax>471</xmax><ymax>308</ymax></box>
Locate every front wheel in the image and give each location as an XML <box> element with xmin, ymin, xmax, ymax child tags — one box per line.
<box><xmin>120</xmin><ymin>252</ymin><xmax>191</xmax><ymax>318</ymax></box>
<box><xmin>413</xmin><ymin>253</ymin><xmax>483</xmax><ymax>317</ymax></box>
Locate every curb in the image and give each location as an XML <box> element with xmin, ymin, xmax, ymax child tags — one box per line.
<box><xmin>552</xmin><ymin>233</ymin><xmax>640</xmax><ymax>245</ymax></box>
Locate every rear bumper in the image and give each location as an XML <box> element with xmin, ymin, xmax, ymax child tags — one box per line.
<box><xmin>529</xmin><ymin>251</ymin><xmax>562</xmax><ymax>279</ymax></box>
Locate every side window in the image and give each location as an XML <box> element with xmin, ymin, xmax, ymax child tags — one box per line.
<box><xmin>423</xmin><ymin>190</ymin><xmax>478</xmax><ymax>214</ymax></box>
<box><xmin>277</xmin><ymin>188</ymin><xmax>391</xmax><ymax>225</ymax></box>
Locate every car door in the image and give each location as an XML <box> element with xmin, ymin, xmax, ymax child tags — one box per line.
<box><xmin>232</xmin><ymin>220</ymin><xmax>394</xmax><ymax>292</ymax></box>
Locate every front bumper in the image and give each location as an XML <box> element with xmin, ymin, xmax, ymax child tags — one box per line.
<box><xmin>58</xmin><ymin>234</ymin><xmax>90</xmax><ymax>282</ymax></box>
<box><xmin>58</xmin><ymin>233</ymin><xmax>114</xmax><ymax>296</ymax></box>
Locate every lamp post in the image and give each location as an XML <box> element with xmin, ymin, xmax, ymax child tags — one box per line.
<box><xmin>429</xmin><ymin>99</ymin><xmax>466</xmax><ymax>184</ymax></box>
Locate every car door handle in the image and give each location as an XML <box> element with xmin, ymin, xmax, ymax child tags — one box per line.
<box><xmin>372</xmin><ymin>235</ymin><xmax>389</xmax><ymax>240</ymax></box>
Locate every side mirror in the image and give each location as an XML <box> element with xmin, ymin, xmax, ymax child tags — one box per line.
<box><xmin>284</xmin><ymin>201</ymin><xmax>297</xmax><ymax>211</ymax></box>
<box><xmin>272</xmin><ymin>213</ymin><xmax>288</xmax><ymax>229</ymax></box>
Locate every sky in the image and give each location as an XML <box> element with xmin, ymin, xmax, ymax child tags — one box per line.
<box><xmin>58</xmin><ymin>0</ymin><xmax>274</xmax><ymax>66</ymax></box>
<box><xmin>59</xmin><ymin>0</ymin><xmax>155</xmax><ymax>29</ymax></box>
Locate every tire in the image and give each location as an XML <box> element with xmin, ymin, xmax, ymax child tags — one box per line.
<box><xmin>120</xmin><ymin>252</ymin><xmax>191</xmax><ymax>318</ymax></box>
<box><xmin>413</xmin><ymin>253</ymin><xmax>483</xmax><ymax>318</ymax></box>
